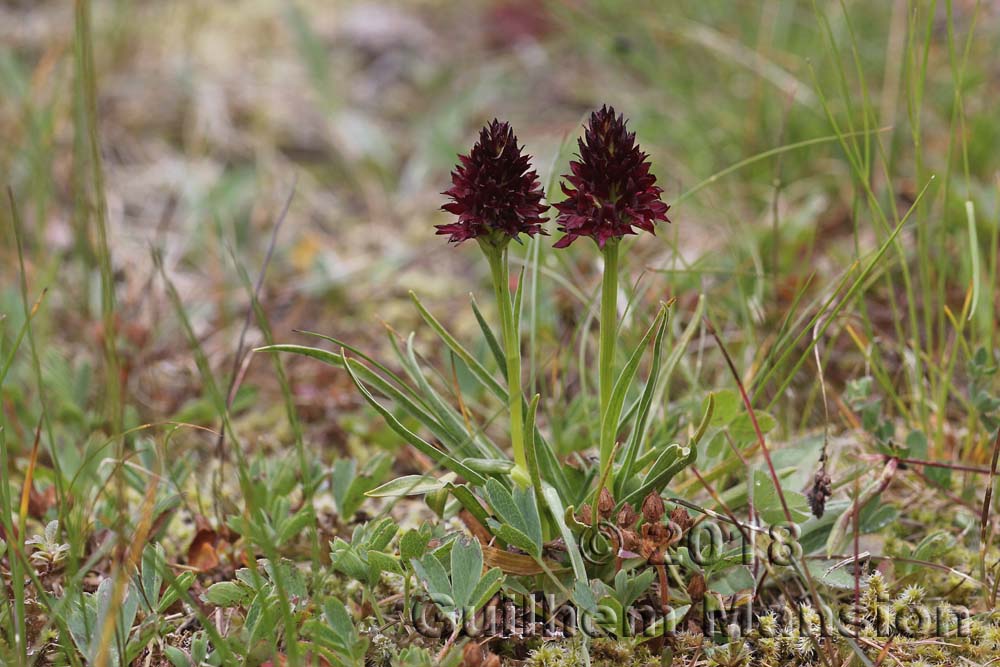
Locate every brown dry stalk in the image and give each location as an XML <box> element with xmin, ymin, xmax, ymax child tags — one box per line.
<box><xmin>981</xmin><ymin>426</ymin><xmax>1000</xmax><ymax>604</ymax></box>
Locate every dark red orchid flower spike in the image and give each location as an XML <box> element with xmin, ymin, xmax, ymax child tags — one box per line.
<box><xmin>553</xmin><ymin>105</ymin><xmax>670</xmax><ymax>248</ymax></box>
<box><xmin>437</xmin><ymin>119</ymin><xmax>548</xmax><ymax>246</ymax></box>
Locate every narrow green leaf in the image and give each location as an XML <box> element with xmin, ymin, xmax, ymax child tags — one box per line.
<box><xmin>461</xmin><ymin>458</ymin><xmax>514</xmax><ymax>474</ymax></box>
<box><xmin>402</xmin><ymin>333</ymin><xmax>497</xmax><ymax>459</ymax></box>
<box><xmin>366</xmin><ymin>474</ymin><xmax>452</xmax><ymax>498</ymax></box>
<box><xmin>410</xmin><ymin>291</ymin><xmax>506</xmax><ymax>400</ymax></box>
<box><xmin>523</xmin><ymin>393</ymin><xmax>544</xmax><ymax>506</ymax></box>
<box><xmin>617</xmin><ymin>304</ymin><xmax>670</xmax><ymax>493</ymax></box>
<box><xmin>407</xmin><ymin>297</ymin><xmax>571</xmax><ymax>500</ymax></box>
<box><xmin>260</xmin><ymin>344</ymin><xmax>452</xmax><ymax>446</ymax></box>
<box><xmin>339</xmin><ymin>349</ymin><xmax>486</xmax><ymax>485</ymax></box>
<box><xmin>471</xmin><ymin>295</ymin><xmax>506</xmax><ymax>380</ymax></box>
<box><xmin>296</xmin><ymin>329</ymin><xmax>414</xmax><ymax>395</ymax></box>
<box><xmin>449</xmin><ymin>484</ymin><xmax>493</xmax><ymax>528</ymax></box>
<box><xmin>542</xmin><ymin>485</ymin><xmax>588</xmax><ymax>585</ymax></box>
<box><xmin>469</xmin><ymin>568</ymin><xmax>505</xmax><ymax>610</ymax></box>
<box><xmin>601</xmin><ymin>307</ymin><xmax>666</xmax><ymax>480</ymax></box>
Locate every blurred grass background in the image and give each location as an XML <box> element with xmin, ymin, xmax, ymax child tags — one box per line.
<box><xmin>0</xmin><ymin>0</ymin><xmax>998</xmax><ymax>502</ymax></box>
<box><xmin>2</xmin><ymin>0</ymin><xmax>996</xmax><ymax>455</ymax></box>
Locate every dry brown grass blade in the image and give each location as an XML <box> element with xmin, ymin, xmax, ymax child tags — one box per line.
<box><xmin>705</xmin><ymin>317</ymin><xmax>792</xmax><ymax>524</ymax></box>
<box><xmin>482</xmin><ymin>545</ymin><xmax>566</xmax><ymax>577</ymax></box>
<box><xmin>981</xmin><ymin>426</ymin><xmax>1000</xmax><ymax>604</ymax></box>
<box><xmin>17</xmin><ymin>419</ymin><xmax>43</xmax><ymax>539</ymax></box>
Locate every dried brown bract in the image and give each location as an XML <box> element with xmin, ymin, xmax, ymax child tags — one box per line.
<box><xmin>598</xmin><ymin>487</ymin><xmax>615</xmax><ymax>519</ymax></box>
<box><xmin>641</xmin><ymin>491</ymin><xmax>665</xmax><ymax>524</ymax></box>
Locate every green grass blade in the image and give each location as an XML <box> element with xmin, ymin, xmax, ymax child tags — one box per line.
<box><xmin>470</xmin><ymin>296</ymin><xmax>506</xmax><ymax>379</ymax></box>
<box><xmin>338</xmin><ymin>349</ymin><xmax>486</xmax><ymax>486</ymax></box>
<box><xmin>616</xmin><ymin>304</ymin><xmax>670</xmax><ymax>496</ymax></box>
<box><xmin>410</xmin><ymin>291</ymin><xmax>506</xmax><ymax>400</ymax></box>
<box><xmin>259</xmin><ymin>343</ymin><xmax>458</xmax><ymax>449</ymax></box>
<box><xmin>599</xmin><ymin>306</ymin><xmax>666</xmax><ymax>484</ymax></box>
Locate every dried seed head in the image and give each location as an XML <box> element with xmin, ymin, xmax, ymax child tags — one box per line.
<box><xmin>439</xmin><ymin>120</ymin><xmax>548</xmax><ymax>246</ymax></box>
<box><xmin>669</xmin><ymin>506</ymin><xmax>692</xmax><ymax>533</ymax></box>
<box><xmin>639</xmin><ymin>537</ymin><xmax>658</xmax><ymax>562</ymax></box>
<box><xmin>806</xmin><ymin>469</ymin><xmax>833</xmax><ymax>518</ymax></box>
<box><xmin>553</xmin><ymin>105</ymin><xmax>670</xmax><ymax>248</ymax></box>
<box><xmin>577</xmin><ymin>504</ymin><xmax>593</xmax><ymax>525</ymax></box>
<box><xmin>598</xmin><ymin>488</ymin><xmax>615</xmax><ymax>518</ymax></box>
<box><xmin>641</xmin><ymin>491</ymin><xmax>665</xmax><ymax>524</ymax></box>
<box><xmin>687</xmin><ymin>573</ymin><xmax>707</xmax><ymax>603</ymax></box>
<box><xmin>619</xmin><ymin>528</ymin><xmax>640</xmax><ymax>554</ymax></box>
<box><xmin>643</xmin><ymin>522</ymin><xmax>670</xmax><ymax>543</ymax></box>
<box><xmin>616</xmin><ymin>502</ymin><xmax>638</xmax><ymax>528</ymax></box>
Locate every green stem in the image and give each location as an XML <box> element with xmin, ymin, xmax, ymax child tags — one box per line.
<box><xmin>598</xmin><ymin>240</ymin><xmax>620</xmax><ymax>476</ymax></box>
<box><xmin>485</xmin><ymin>245</ymin><xmax>529</xmax><ymax>485</ymax></box>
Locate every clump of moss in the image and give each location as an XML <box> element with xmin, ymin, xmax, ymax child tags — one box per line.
<box><xmin>526</xmin><ymin>638</ymin><xmax>658</xmax><ymax>667</ymax></box>
<box><xmin>704</xmin><ymin>641</ymin><xmax>752</xmax><ymax>667</ymax></box>
<box><xmin>525</xmin><ymin>639</ymin><xmax>586</xmax><ymax>667</ymax></box>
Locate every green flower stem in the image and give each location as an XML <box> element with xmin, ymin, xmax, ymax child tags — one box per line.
<box><xmin>484</xmin><ymin>244</ymin><xmax>530</xmax><ymax>487</ymax></box>
<box><xmin>598</xmin><ymin>240</ymin><xmax>620</xmax><ymax>478</ymax></box>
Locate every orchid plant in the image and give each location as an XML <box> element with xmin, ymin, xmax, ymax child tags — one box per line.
<box><xmin>263</xmin><ymin>106</ymin><xmax>712</xmax><ymax>616</ymax></box>
<box><xmin>436</xmin><ymin>119</ymin><xmax>549</xmax><ymax>492</ymax></box>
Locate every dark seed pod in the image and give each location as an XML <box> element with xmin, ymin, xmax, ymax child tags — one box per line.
<box><xmin>807</xmin><ymin>469</ymin><xmax>833</xmax><ymax>519</ymax></box>
<box><xmin>642</xmin><ymin>491</ymin><xmax>665</xmax><ymax>524</ymax></box>
<box><xmin>687</xmin><ymin>573</ymin><xmax>707</xmax><ymax>604</ymax></box>
<box><xmin>462</xmin><ymin>642</ymin><xmax>484</xmax><ymax>667</ymax></box>
<box><xmin>598</xmin><ymin>487</ymin><xmax>615</xmax><ymax>519</ymax></box>
<box><xmin>616</xmin><ymin>502</ymin><xmax>638</xmax><ymax>528</ymax></box>
<box><xmin>669</xmin><ymin>506</ymin><xmax>692</xmax><ymax>533</ymax></box>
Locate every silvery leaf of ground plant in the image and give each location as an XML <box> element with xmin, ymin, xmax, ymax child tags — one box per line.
<box><xmin>411</xmin><ymin>536</ymin><xmax>504</xmax><ymax>621</ymax></box>
<box><xmin>331</xmin><ymin>452</ymin><xmax>392</xmax><ymax>518</ymax></box>
<box><xmin>483</xmin><ymin>478</ymin><xmax>543</xmax><ymax>558</ymax></box>
<box><xmin>164</xmin><ymin>631</ymin><xmax>222</xmax><ymax>667</ymax></box>
<box><xmin>65</xmin><ymin>577</ymin><xmax>140</xmax><ymax>666</ymax></box>
<box><xmin>330</xmin><ymin>516</ymin><xmax>399</xmax><ymax>586</ymax></box>
<box><xmin>301</xmin><ymin>598</ymin><xmax>370</xmax><ymax>667</ymax></box>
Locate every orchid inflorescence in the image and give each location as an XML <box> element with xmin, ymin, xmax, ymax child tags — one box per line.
<box><xmin>438</xmin><ymin>106</ymin><xmax>669</xmax><ymax>250</ymax></box>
